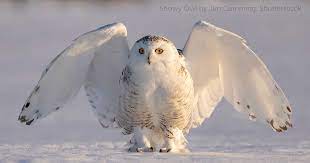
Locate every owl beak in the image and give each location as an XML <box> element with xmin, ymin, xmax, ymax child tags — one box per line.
<box><xmin>147</xmin><ymin>54</ymin><xmax>152</xmax><ymax>64</ymax></box>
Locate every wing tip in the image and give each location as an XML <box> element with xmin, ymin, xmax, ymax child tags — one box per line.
<box><xmin>267</xmin><ymin>119</ymin><xmax>293</xmax><ymax>133</ymax></box>
<box><xmin>74</xmin><ymin>22</ymin><xmax>127</xmax><ymax>42</ymax></box>
<box><xmin>18</xmin><ymin>105</ymin><xmax>36</xmax><ymax>125</ymax></box>
<box><xmin>194</xmin><ymin>20</ymin><xmax>215</xmax><ymax>29</ymax></box>
<box><xmin>97</xmin><ymin>22</ymin><xmax>127</xmax><ymax>36</ymax></box>
<box><xmin>97</xmin><ymin>22</ymin><xmax>124</xmax><ymax>29</ymax></box>
<box><xmin>18</xmin><ymin>100</ymin><xmax>44</xmax><ymax>126</ymax></box>
<box><xmin>18</xmin><ymin>114</ymin><xmax>35</xmax><ymax>126</ymax></box>
<box><xmin>194</xmin><ymin>20</ymin><xmax>246</xmax><ymax>42</ymax></box>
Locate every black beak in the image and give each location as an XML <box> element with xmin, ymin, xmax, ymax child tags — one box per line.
<box><xmin>147</xmin><ymin>56</ymin><xmax>151</xmax><ymax>64</ymax></box>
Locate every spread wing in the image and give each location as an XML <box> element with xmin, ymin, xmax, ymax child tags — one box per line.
<box><xmin>18</xmin><ymin>23</ymin><xmax>129</xmax><ymax>127</ymax></box>
<box><xmin>184</xmin><ymin>21</ymin><xmax>292</xmax><ymax>132</ymax></box>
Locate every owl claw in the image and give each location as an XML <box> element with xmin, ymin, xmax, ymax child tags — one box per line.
<box><xmin>128</xmin><ymin>146</ymin><xmax>155</xmax><ymax>152</ymax></box>
<box><xmin>136</xmin><ymin>148</ymin><xmax>143</xmax><ymax>152</ymax></box>
<box><xmin>159</xmin><ymin>148</ymin><xmax>171</xmax><ymax>153</ymax></box>
<box><xmin>149</xmin><ymin>146</ymin><xmax>155</xmax><ymax>152</ymax></box>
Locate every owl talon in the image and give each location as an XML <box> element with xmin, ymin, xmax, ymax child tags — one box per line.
<box><xmin>148</xmin><ymin>146</ymin><xmax>155</xmax><ymax>152</ymax></box>
<box><xmin>128</xmin><ymin>147</ymin><xmax>142</xmax><ymax>152</ymax></box>
<box><xmin>159</xmin><ymin>148</ymin><xmax>171</xmax><ymax>153</ymax></box>
<box><xmin>128</xmin><ymin>146</ymin><xmax>155</xmax><ymax>152</ymax></box>
<box><xmin>136</xmin><ymin>148</ymin><xmax>143</xmax><ymax>152</ymax></box>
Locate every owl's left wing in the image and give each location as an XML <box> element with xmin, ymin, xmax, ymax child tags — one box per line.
<box><xmin>18</xmin><ymin>23</ymin><xmax>129</xmax><ymax>127</ymax></box>
<box><xmin>183</xmin><ymin>21</ymin><xmax>292</xmax><ymax>132</ymax></box>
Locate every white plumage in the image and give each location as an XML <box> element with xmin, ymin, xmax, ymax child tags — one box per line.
<box><xmin>18</xmin><ymin>21</ymin><xmax>292</xmax><ymax>153</ymax></box>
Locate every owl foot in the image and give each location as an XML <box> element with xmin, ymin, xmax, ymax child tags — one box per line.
<box><xmin>128</xmin><ymin>146</ymin><xmax>155</xmax><ymax>152</ymax></box>
<box><xmin>159</xmin><ymin>147</ymin><xmax>189</xmax><ymax>153</ymax></box>
<box><xmin>159</xmin><ymin>148</ymin><xmax>171</xmax><ymax>153</ymax></box>
<box><xmin>159</xmin><ymin>127</ymin><xmax>190</xmax><ymax>153</ymax></box>
<box><xmin>128</xmin><ymin>127</ymin><xmax>155</xmax><ymax>152</ymax></box>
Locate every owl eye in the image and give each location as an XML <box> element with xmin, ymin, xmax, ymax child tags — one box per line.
<box><xmin>155</xmin><ymin>48</ymin><xmax>164</xmax><ymax>54</ymax></box>
<box><xmin>138</xmin><ymin>48</ymin><xmax>144</xmax><ymax>54</ymax></box>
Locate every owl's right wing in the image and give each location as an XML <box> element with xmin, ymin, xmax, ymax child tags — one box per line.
<box><xmin>18</xmin><ymin>23</ymin><xmax>129</xmax><ymax>128</ymax></box>
<box><xmin>183</xmin><ymin>21</ymin><xmax>292</xmax><ymax>132</ymax></box>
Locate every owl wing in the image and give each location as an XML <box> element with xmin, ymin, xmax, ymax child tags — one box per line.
<box><xmin>18</xmin><ymin>23</ymin><xmax>129</xmax><ymax>128</ymax></box>
<box><xmin>183</xmin><ymin>21</ymin><xmax>292</xmax><ymax>132</ymax></box>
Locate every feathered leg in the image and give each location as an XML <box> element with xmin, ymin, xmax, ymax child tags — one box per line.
<box><xmin>128</xmin><ymin>127</ymin><xmax>155</xmax><ymax>152</ymax></box>
<box><xmin>159</xmin><ymin>128</ymin><xmax>189</xmax><ymax>153</ymax></box>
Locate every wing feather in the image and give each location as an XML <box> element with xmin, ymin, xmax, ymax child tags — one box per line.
<box><xmin>18</xmin><ymin>23</ymin><xmax>129</xmax><ymax>126</ymax></box>
<box><xmin>184</xmin><ymin>21</ymin><xmax>292</xmax><ymax>132</ymax></box>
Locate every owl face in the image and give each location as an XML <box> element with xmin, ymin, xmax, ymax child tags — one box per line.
<box><xmin>129</xmin><ymin>35</ymin><xmax>179</xmax><ymax>66</ymax></box>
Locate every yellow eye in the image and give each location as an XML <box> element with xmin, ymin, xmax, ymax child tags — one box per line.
<box><xmin>155</xmin><ymin>48</ymin><xmax>164</xmax><ymax>54</ymax></box>
<box><xmin>138</xmin><ymin>48</ymin><xmax>144</xmax><ymax>54</ymax></box>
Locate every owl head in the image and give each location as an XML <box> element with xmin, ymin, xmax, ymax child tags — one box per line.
<box><xmin>129</xmin><ymin>35</ymin><xmax>180</xmax><ymax>66</ymax></box>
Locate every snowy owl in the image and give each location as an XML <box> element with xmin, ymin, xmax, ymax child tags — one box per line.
<box><xmin>18</xmin><ymin>21</ymin><xmax>293</xmax><ymax>153</ymax></box>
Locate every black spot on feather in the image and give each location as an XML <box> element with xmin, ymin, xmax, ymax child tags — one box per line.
<box><xmin>268</xmin><ymin>119</ymin><xmax>282</xmax><ymax>132</ymax></box>
<box><xmin>285</xmin><ymin>121</ymin><xmax>293</xmax><ymax>127</ymax></box>
<box><xmin>275</xmin><ymin>85</ymin><xmax>279</xmax><ymax>91</ymax></box>
<box><xmin>35</xmin><ymin>85</ymin><xmax>40</xmax><ymax>92</ymax></box>
<box><xmin>280</xmin><ymin>125</ymin><xmax>287</xmax><ymax>131</ymax></box>
<box><xmin>121</xmin><ymin>66</ymin><xmax>132</xmax><ymax>85</ymax></box>
<box><xmin>136</xmin><ymin>35</ymin><xmax>171</xmax><ymax>44</ymax></box>
<box><xmin>26</xmin><ymin>119</ymin><xmax>34</xmax><ymax>125</ymax></box>
<box><xmin>249</xmin><ymin>114</ymin><xmax>256</xmax><ymax>119</ymax></box>
<box><xmin>177</xmin><ymin>49</ymin><xmax>183</xmax><ymax>56</ymax></box>
<box><xmin>18</xmin><ymin>115</ymin><xmax>27</xmax><ymax>122</ymax></box>
<box><xmin>25</xmin><ymin>102</ymin><xmax>30</xmax><ymax>108</ymax></box>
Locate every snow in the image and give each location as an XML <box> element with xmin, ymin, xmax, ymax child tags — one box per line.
<box><xmin>0</xmin><ymin>0</ymin><xmax>309</xmax><ymax>162</ymax></box>
<box><xmin>1</xmin><ymin>132</ymin><xmax>310</xmax><ymax>162</ymax></box>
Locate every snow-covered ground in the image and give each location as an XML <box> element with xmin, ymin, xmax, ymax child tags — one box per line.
<box><xmin>1</xmin><ymin>136</ymin><xmax>309</xmax><ymax>163</ymax></box>
<box><xmin>1</xmin><ymin>128</ymin><xmax>310</xmax><ymax>162</ymax></box>
<box><xmin>0</xmin><ymin>0</ymin><xmax>309</xmax><ymax>162</ymax></box>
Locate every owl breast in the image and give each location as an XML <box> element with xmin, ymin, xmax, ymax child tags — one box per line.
<box><xmin>117</xmin><ymin>63</ymin><xmax>195</xmax><ymax>136</ymax></box>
